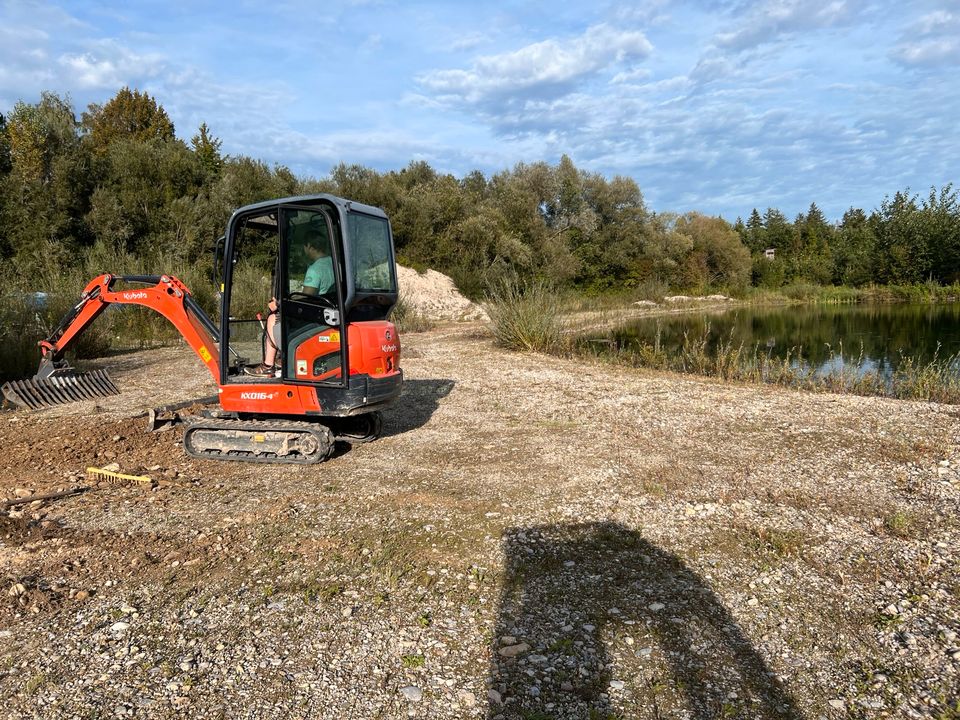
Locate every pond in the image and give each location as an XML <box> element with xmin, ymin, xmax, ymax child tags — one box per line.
<box><xmin>599</xmin><ymin>303</ymin><xmax>960</xmax><ymax>377</ymax></box>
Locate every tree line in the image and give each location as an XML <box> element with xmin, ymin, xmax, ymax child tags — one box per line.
<box><xmin>1</xmin><ymin>88</ymin><xmax>958</xmax><ymax>301</ymax></box>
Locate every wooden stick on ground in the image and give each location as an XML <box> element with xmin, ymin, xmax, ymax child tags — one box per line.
<box><xmin>1</xmin><ymin>486</ymin><xmax>90</xmax><ymax>509</ymax></box>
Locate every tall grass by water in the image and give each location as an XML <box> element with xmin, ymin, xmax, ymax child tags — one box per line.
<box><xmin>582</xmin><ymin>322</ymin><xmax>960</xmax><ymax>404</ymax></box>
<box><xmin>747</xmin><ymin>281</ymin><xmax>960</xmax><ymax>306</ymax></box>
<box><xmin>482</xmin><ymin>279</ymin><xmax>960</xmax><ymax>404</ymax></box>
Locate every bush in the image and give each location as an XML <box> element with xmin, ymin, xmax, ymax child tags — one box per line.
<box><xmin>390</xmin><ymin>295</ymin><xmax>435</xmax><ymax>334</ymax></box>
<box><xmin>483</xmin><ymin>277</ymin><xmax>567</xmax><ymax>353</ymax></box>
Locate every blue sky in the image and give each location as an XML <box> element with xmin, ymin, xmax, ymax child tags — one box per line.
<box><xmin>1</xmin><ymin>0</ymin><xmax>958</xmax><ymax>221</ymax></box>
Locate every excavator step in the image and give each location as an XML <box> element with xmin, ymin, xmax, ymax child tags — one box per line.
<box><xmin>1</xmin><ymin>370</ymin><xmax>120</xmax><ymax>410</ymax></box>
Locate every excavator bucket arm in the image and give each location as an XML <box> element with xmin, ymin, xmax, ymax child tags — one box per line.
<box><xmin>2</xmin><ymin>274</ymin><xmax>222</xmax><ymax>410</ymax></box>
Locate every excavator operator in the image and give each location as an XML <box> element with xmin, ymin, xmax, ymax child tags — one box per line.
<box><xmin>246</xmin><ymin>219</ymin><xmax>334</xmax><ymax>377</ymax></box>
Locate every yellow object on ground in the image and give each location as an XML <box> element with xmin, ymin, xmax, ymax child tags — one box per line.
<box><xmin>85</xmin><ymin>467</ymin><xmax>153</xmax><ymax>485</ymax></box>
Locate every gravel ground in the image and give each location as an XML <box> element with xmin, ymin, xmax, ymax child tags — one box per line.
<box><xmin>0</xmin><ymin>324</ymin><xmax>958</xmax><ymax>719</ymax></box>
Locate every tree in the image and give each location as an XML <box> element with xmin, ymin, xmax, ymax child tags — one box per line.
<box><xmin>642</xmin><ymin>213</ymin><xmax>693</xmax><ymax>286</ymax></box>
<box><xmin>191</xmin><ymin>122</ymin><xmax>224</xmax><ymax>178</ymax></box>
<box><xmin>833</xmin><ymin>208</ymin><xmax>875</xmax><ymax>286</ymax></box>
<box><xmin>82</xmin><ymin>87</ymin><xmax>175</xmax><ymax>153</ymax></box>
<box><xmin>873</xmin><ymin>190</ymin><xmax>927</xmax><ymax>284</ymax></box>
<box><xmin>581</xmin><ymin>173</ymin><xmax>648</xmax><ymax>288</ymax></box>
<box><xmin>2</xmin><ymin>93</ymin><xmax>94</xmax><ymax>282</ymax></box>
<box><xmin>674</xmin><ymin>213</ymin><xmax>751</xmax><ymax>291</ymax></box>
<box><xmin>762</xmin><ymin>208</ymin><xmax>795</xmax><ymax>252</ymax></box>
<box><xmin>0</xmin><ymin>113</ymin><xmax>11</xmax><ymax>176</ymax></box>
<box><xmin>921</xmin><ymin>185</ymin><xmax>960</xmax><ymax>284</ymax></box>
<box><xmin>86</xmin><ymin>138</ymin><xmax>204</xmax><ymax>256</ymax></box>
<box><xmin>792</xmin><ymin>202</ymin><xmax>833</xmax><ymax>284</ymax></box>
<box><xmin>744</xmin><ymin>208</ymin><xmax>766</xmax><ymax>253</ymax></box>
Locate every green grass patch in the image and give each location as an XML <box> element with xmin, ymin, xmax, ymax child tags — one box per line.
<box><xmin>401</xmin><ymin>654</ymin><xmax>425</xmax><ymax>669</ymax></box>
<box><xmin>750</xmin><ymin>527</ymin><xmax>806</xmax><ymax>558</ymax></box>
<box><xmin>883</xmin><ymin>510</ymin><xmax>918</xmax><ymax>539</ymax></box>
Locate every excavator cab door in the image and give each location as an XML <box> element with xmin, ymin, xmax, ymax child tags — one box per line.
<box><xmin>278</xmin><ymin>206</ymin><xmax>347</xmax><ymax>387</ymax></box>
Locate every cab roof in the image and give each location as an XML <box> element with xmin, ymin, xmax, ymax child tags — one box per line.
<box><xmin>231</xmin><ymin>194</ymin><xmax>388</xmax><ymax>221</ymax></box>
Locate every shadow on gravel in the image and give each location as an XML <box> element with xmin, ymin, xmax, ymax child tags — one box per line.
<box><xmin>488</xmin><ymin>522</ymin><xmax>801</xmax><ymax>719</ymax></box>
<box><xmin>382</xmin><ymin>378</ymin><xmax>455</xmax><ymax>436</ymax></box>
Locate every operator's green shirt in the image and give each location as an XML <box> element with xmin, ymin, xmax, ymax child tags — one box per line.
<box><xmin>304</xmin><ymin>255</ymin><xmax>333</xmax><ymax>294</ymax></box>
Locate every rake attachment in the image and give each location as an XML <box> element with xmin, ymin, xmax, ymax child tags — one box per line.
<box><xmin>1</xmin><ymin>369</ymin><xmax>120</xmax><ymax>410</ymax></box>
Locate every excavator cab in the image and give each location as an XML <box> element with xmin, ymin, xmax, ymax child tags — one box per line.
<box><xmin>216</xmin><ymin>195</ymin><xmax>402</xmax><ymax>413</ymax></box>
<box><xmin>2</xmin><ymin>194</ymin><xmax>403</xmax><ymax>465</ymax></box>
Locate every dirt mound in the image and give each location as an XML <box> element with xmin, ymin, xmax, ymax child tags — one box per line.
<box><xmin>396</xmin><ymin>265</ymin><xmax>488</xmax><ymax>322</ymax></box>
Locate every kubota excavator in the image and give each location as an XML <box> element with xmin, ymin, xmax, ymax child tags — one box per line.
<box><xmin>1</xmin><ymin>194</ymin><xmax>403</xmax><ymax>465</ymax></box>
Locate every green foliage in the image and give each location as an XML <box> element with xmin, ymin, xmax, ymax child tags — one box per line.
<box><xmin>1</xmin><ymin>87</ymin><xmax>960</xmax><ymax>371</ymax></box>
<box><xmin>401</xmin><ymin>654</ymin><xmax>425</xmax><ymax>668</ymax></box>
<box><xmin>82</xmin><ymin>87</ymin><xmax>175</xmax><ymax>152</ymax></box>
<box><xmin>484</xmin><ymin>277</ymin><xmax>567</xmax><ymax>353</ymax></box>
<box><xmin>673</xmin><ymin>213</ymin><xmax>751</xmax><ymax>292</ymax></box>
<box><xmin>0</xmin><ymin>112</ymin><xmax>12</xmax><ymax>176</ymax></box>
<box><xmin>191</xmin><ymin>122</ymin><xmax>224</xmax><ymax>178</ymax></box>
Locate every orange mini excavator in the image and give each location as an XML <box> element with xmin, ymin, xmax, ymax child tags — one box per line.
<box><xmin>1</xmin><ymin>194</ymin><xmax>403</xmax><ymax>464</ymax></box>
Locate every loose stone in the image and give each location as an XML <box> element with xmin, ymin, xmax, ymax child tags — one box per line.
<box><xmin>400</xmin><ymin>686</ymin><xmax>422</xmax><ymax>702</ymax></box>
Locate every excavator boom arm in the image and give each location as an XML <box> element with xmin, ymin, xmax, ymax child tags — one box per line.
<box><xmin>39</xmin><ymin>273</ymin><xmax>222</xmax><ymax>382</ymax></box>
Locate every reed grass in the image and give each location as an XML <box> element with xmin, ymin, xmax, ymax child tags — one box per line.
<box><xmin>483</xmin><ymin>277</ymin><xmax>568</xmax><ymax>353</ymax></box>
<box><xmin>390</xmin><ymin>295</ymin><xmax>435</xmax><ymax>334</ymax></box>
<box><xmin>579</xmin><ymin>323</ymin><xmax>960</xmax><ymax>404</ymax></box>
<box><xmin>746</xmin><ymin>281</ymin><xmax>960</xmax><ymax>306</ymax></box>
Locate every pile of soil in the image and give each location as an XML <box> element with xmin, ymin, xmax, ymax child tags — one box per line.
<box><xmin>396</xmin><ymin>265</ymin><xmax>488</xmax><ymax>322</ymax></box>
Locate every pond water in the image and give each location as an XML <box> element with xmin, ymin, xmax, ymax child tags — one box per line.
<box><xmin>601</xmin><ymin>303</ymin><xmax>960</xmax><ymax>377</ymax></box>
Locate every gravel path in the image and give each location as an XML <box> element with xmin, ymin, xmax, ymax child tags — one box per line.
<box><xmin>0</xmin><ymin>324</ymin><xmax>958</xmax><ymax>719</ymax></box>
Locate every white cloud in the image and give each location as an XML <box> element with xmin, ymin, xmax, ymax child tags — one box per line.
<box><xmin>58</xmin><ymin>41</ymin><xmax>166</xmax><ymax>90</ymax></box>
<box><xmin>713</xmin><ymin>0</ymin><xmax>859</xmax><ymax>52</ymax></box>
<box><xmin>418</xmin><ymin>23</ymin><xmax>652</xmax><ymax>106</ymax></box>
<box><xmin>447</xmin><ymin>32</ymin><xmax>488</xmax><ymax>52</ymax></box>
<box><xmin>611</xmin><ymin>67</ymin><xmax>653</xmax><ymax>85</ymax></box>
<box><xmin>892</xmin><ymin>10</ymin><xmax>960</xmax><ymax>67</ymax></box>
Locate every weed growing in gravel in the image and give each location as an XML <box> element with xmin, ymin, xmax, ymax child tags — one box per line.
<box><xmin>548</xmin><ymin>637</ymin><xmax>575</xmax><ymax>654</ymax></box>
<box><xmin>933</xmin><ymin>697</ymin><xmax>960</xmax><ymax>719</ymax></box>
<box><xmin>883</xmin><ymin>510</ymin><xmax>917</xmax><ymax>539</ymax></box>
<box><xmin>401</xmin><ymin>654</ymin><xmax>425</xmax><ymax>669</ymax></box>
<box><xmin>750</xmin><ymin>527</ymin><xmax>806</xmax><ymax>557</ymax></box>
<box><xmin>390</xmin><ymin>295</ymin><xmax>435</xmax><ymax>333</ymax></box>
<box><xmin>24</xmin><ymin>673</ymin><xmax>46</xmax><ymax>695</ymax></box>
<box><xmin>521</xmin><ymin>711</ymin><xmax>554</xmax><ymax>720</ymax></box>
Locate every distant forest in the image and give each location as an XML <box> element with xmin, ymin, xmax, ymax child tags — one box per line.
<box><xmin>1</xmin><ymin>88</ymin><xmax>959</xmax><ymax>299</ymax></box>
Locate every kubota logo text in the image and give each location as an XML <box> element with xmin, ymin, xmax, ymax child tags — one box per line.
<box><xmin>381</xmin><ymin>344</ymin><xmax>398</xmax><ymax>353</ymax></box>
<box><xmin>240</xmin><ymin>392</ymin><xmax>276</xmax><ymax>400</ymax></box>
<box><xmin>122</xmin><ymin>291</ymin><xmax>148</xmax><ymax>300</ymax></box>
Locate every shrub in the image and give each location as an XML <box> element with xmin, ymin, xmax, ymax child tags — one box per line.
<box><xmin>390</xmin><ymin>295</ymin><xmax>435</xmax><ymax>334</ymax></box>
<box><xmin>483</xmin><ymin>277</ymin><xmax>566</xmax><ymax>353</ymax></box>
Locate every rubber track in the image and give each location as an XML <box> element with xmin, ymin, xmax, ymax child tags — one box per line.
<box><xmin>183</xmin><ymin>417</ymin><xmax>334</xmax><ymax>465</ymax></box>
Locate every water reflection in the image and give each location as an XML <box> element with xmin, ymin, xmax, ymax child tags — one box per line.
<box><xmin>609</xmin><ymin>304</ymin><xmax>960</xmax><ymax>377</ymax></box>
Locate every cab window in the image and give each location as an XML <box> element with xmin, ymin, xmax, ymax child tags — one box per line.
<box><xmin>348</xmin><ymin>213</ymin><xmax>396</xmax><ymax>294</ymax></box>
